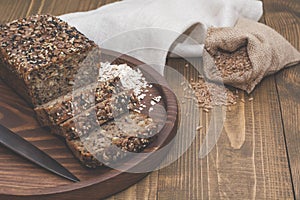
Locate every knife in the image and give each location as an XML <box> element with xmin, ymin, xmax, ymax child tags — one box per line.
<box><xmin>0</xmin><ymin>124</ymin><xmax>80</xmax><ymax>182</ymax></box>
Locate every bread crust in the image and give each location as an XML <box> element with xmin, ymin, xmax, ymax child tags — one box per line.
<box><xmin>0</xmin><ymin>14</ymin><xmax>98</xmax><ymax>106</ymax></box>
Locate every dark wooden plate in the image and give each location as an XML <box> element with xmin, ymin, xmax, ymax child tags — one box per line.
<box><xmin>0</xmin><ymin>49</ymin><xmax>178</xmax><ymax>200</ymax></box>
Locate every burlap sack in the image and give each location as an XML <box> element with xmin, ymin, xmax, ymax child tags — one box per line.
<box><xmin>203</xmin><ymin>18</ymin><xmax>300</xmax><ymax>93</ymax></box>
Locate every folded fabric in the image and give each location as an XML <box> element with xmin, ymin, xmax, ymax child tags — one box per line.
<box><xmin>203</xmin><ymin>18</ymin><xmax>300</xmax><ymax>93</ymax></box>
<box><xmin>59</xmin><ymin>0</ymin><xmax>263</xmax><ymax>75</ymax></box>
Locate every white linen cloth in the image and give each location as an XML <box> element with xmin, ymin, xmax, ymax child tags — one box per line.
<box><xmin>60</xmin><ymin>0</ymin><xmax>263</xmax><ymax>75</ymax></box>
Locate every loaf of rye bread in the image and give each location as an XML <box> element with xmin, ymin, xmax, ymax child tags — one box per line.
<box><xmin>66</xmin><ymin>111</ymin><xmax>160</xmax><ymax>168</ymax></box>
<box><xmin>0</xmin><ymin>14</ymin><xmax>100</xmax><ymax>106</ymax></box>
<box><xmin>51</xmin><ymin>90</ymin><xmax>139</xmax><ymax>139</ymax></box>
<box><xmin>0</xmin><ymin>15</ymin><xmax>160</xmax><ymax>168</ymax></box>
<box><xmin>34</xmin><ymin>77</ymin><xmax>125</xmax><ymax>126</ymax></box>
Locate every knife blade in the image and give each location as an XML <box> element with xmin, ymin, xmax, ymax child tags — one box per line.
<box><xmin>0</xmin><ymin>124</ymin><xmax>80</xmax><ymax>182</ymax></box>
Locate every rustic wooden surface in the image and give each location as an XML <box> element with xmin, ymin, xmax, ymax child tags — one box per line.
<box><xmin>0</xmin><ymin>0</ymin><xmax>299</xmax><ymax>199</ymax></box>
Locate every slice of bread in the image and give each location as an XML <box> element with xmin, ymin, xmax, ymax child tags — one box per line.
<box><xmin>66</xmin><ymin>111</ymin><xmax>159</xmax><ymax>168</ymax></box>
<box><xmin>34</xmin><ymin>77</ymin><xmax>123</xmax><ymax>126</ymax></box>
<box><xmin>52</xmin><ymin>90</ymin><xmax>139</xmax><ymax>139</ymax></box>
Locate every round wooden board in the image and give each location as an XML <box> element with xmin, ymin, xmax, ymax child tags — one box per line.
<box><xmin>0</xmin><ymin>50</ymin><xmax>178</xmax><ymax>200</ymax></box>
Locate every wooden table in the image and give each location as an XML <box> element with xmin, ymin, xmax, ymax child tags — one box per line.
<box><xmin>0</xmin><ymin>0</ymin><xmax>299</xmax><ymax>199</ymax></box>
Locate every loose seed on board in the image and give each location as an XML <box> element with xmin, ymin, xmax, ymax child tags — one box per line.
<box><xmin>203</xmin><ymin>108</ymin><xmax>209</xmax><ymax>113</ymax></box>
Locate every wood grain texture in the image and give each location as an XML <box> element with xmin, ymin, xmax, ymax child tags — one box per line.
<box><xmin>0</xmin><ymin>0</ymin><xmax>298</xmax><ymax>199</ymax></box>
<box><xmin>263</xmin><ymin>0</ymin><xmax>300</xmax><ymax>198</ymax></box>
<box><xmin>158</xmin><ymin>58</ymin><xmax>293</xmax><ymax>199</ymax></box>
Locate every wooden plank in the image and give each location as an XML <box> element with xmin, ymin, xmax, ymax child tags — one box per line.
<box><xmin>0</xmin><ymin>0</ymin><xmax>31</xmax><ymax>23</ymax></box>
<box><xmin>107</xmin><ymin>171</ymin><xmax>159</xmax><ymax>200</ymax></box>
<box><xmin>0</xmin><ymin>0</ymin><xmax>118</xmax><ymax>22</ymax></box>
<box><xmin>263</xmin><ymin>0</ymin><xmax>300</xmax><ymax>198</ymax></box>
<box><xmin>157</xmin><ymin>56</ymin><xmax>294</xmax><ymax>199</ymax></box>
